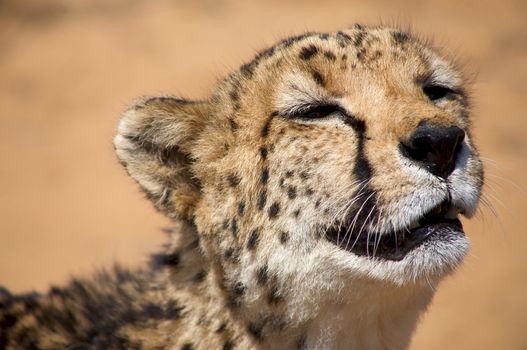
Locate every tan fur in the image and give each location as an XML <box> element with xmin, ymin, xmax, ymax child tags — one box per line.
<box><xmin>0</xmin><ymin>25</ymin><xmax>483</xmax><ymax>349</ymax></box>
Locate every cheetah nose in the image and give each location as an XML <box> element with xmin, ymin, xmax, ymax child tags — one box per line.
<box><xmin>400</xmin><ymin>123</ymin><xmax>465</xmax><ymax>179</ymax></box>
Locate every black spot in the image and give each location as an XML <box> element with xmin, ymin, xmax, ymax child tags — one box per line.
<box><xmin>229</xmin><ymin>88</ymin><xmax>241</xmax><ymax>111</ymax></box>
<box><xmin>223</xmin><ymin>340</ymin><xmax>235</xmax><ymax>350</ymax></box>
<box><xmin>22</xmin><ymin>297</ymin><xmax>39</xmax><ymax>312</ymax></box>
<box><xmin>161</xmin><ymin>252</ymin><xmax>180</xmax><ymax>267</ymax></box>
<box><xmin>242</xmin><ymin>45</ymin><xmax>277</xmax><ymax>77</ymax></box>
<box><xmin>279</xmin><ymin>231</ymin><xmax>289</xmax><ymax>244</ymax></box>
<box><xmin>238</xmin><ymin>202</ymin><xmax>245</xmax><ymax>216</ymax></box>
<box><xmin>256</xmin><ymin>264</ymin><xmax>269</xmax><ymax>285</ymax></box>
<box><xmin>231</xmin><ymin>219</ymin><xmax>238</xmax><ymax>237</ymax></box>
<box><xmin>324</xmin><ymin>51</ymin><xmax>336</xmax><ymax>61</ymax></box>
<box><xmin>192</xmin><ymin>270</ymin><xmax>207</xmax><ymax>283</ymax></box>
<box><xmin>336</xmin><ymin>31</ymin><xmax>352</xmax><ymax>47</ymax></box>
<box><xmin>240</xmin><ymin>62</ymin><xmax>256</xmax><ymax>78</ymax></box>
<box><xmin>261</xmin><ymin>167</ymin><xmax>269</xmax><ymax>184</ymax></box>
<box><xmin>285</xmin><ymin>170</ymin><xmax>294</xmax><ymax>178</ymax></box>
<box><xmin>297</xmin><ymin>334</ymin><xmax>307</xmax><ymax>349</ymax></box>
<box><xmin>318</xmin><ymin>33</ymin><xmax>330</xmax><ymax>40</ymax></box>
<box><xmin>250</xmin><ymin>46</ymin><xmax>275</xmax><ymax>65</ymax></box>
<box><xmin>282</xmin><ymin>32</ymin><xmax>316</xmax><ymax>48</ymax></box>
<box><xmin>49</xmin><ymin>285</ymin><xmax>64</xmax><ymax>296</ymax></box>
<box><xmin>181</xmin><ymin>343</ymin><xmax>194</xmax><ymax>350</ymax></box>
<box><xmin>259</xmin><ymin>146</ymin><xmax>268</xmax><ymax>160</ymax></box>
<box><xmin>393</xmin><ymin>31</ymin><xmax>410</xmax><ymax>45</ymax></box>
<box><xmin>247</xmin><ymin>229</ymin><xmax>259</xmax><ymax>250</ymax></box>
<box><xmin>228</xmin><ymin>117</ymin><xmax>238</xmax><ymax>131</ymax></box>
<box><xmin>371</xmin><ymin>50</ymin><xmax>382</xmax><ymax>61</ymax></box>
<box><xmin>305</xmin><ymin>188</ymin><xmax>314</xmax><ymax>196</ymax></box>
<box><xmin>311</xmin><ymin>70</ymin><xmax>325</xmax><ymax>87</ymax></box>
<box><xmin>267</xmin><ymin>286</ymin><xmax>283</xmax><ymax>305</ymax></box>
<box><xmin>187</xmin><ymin>238</ymin><xmax>200</xmax><ymax>250</ymax></box>
<box><xmin>279</xmin><ymin>178</ymin><xmax>285</xmax><ymax>188</ymax></box>
<box><xmin>300</xmin><ymin>171</ymin><xmax>310</xmax><ymax>180</ymax></box>
<box><xmin>165</xmin><ymin>300</ymin><xmax>184</xmax><ymax>319</ymax></box>
<box><xmin>268</xmin><ymin>202</ymin><xmax>280</xmax><ymax>218</ymax></box>
<box><xmin>144</xmin><ymin>303</ymin><xmax>164</xmax><ymax>319</ymax></box>
<box><xmin>224</xmin><ymin>248</ymin><xmax>237</xmax><ymax>261</ymax></box>
<box><xmin>315</xmin><ymin>199</ymin><xmax>321</xmax><ymax>208</ymax></box>
<box><xmin>337</xmin><ymin>31</ymin><xmax>352</xmax><ymax>41</ymax></box>
<box><xmin>257</xmin><ymin>191</ymin><xmax>267</xmax><ymax>210</ymax></box>
<box><xmin>228</xmin><ymin>174</ymin><xmax>240</xmax><ymax>187</ymax></box>
<box><xmin>216</xmin><ymin>321</ymin><xmax>227</xmax><ymax>333</ymax></box>
<box><xmin>293</xmin><ymin>209</ymin><xmax>301</xmax><ymax>218</ymax></box>
<box><xmin>0</xmin><ymin>312</ymin><xmax>17</xmax><ymax>330</ymax></box>
<box><xmin>356</xmin><ymin>49</ymin><xmax>366</xmax><ymax>61</ymax></box>
<box><xmin>261</xmin><ymin>112</ymin><xmax>277</xmax><ymax>138</ymax></box>
<box><xmin>354</xmin><ymin>30</ymin><xmax>366</xmax><ymax>47</ymax></box>
<box><xmin>232</xmin><ymin>282</ymin><xmax>246</xmax><ymax>296</ymax></box>
<box><xmin>353</xmin><ymin>23</ymin><xmax>365</xmax><ymax>30</ymax></box>
<box><xmin>299</xmin><ymin>44</ymin><xmax>319</xmax><ymax>60</ymax></box>
<box><xmin>287</xmin><ymin>186</ymin><xmax>297</xmax><ymax>199</ymax></box>
<box><xmin>259</xmin><ymin>45</ymin><xmax>276</xmax><ymax>59</ymax></box>
<box><xmin>229</xmin><ymin>89</ymin><xmax>239</xmax><ymax>102</ymax></box>
<box><xmin>228</xmin><ymin>281</ymin><xmax>246</xmax><ymax>308</ymax></box>
<box><xmin>248</xmin><ymin>322</ymin><xmax>264</xmax><ymax>341</ymax></box>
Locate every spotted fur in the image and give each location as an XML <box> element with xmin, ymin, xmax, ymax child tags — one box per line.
<box><xmin>0</xmin><ymin>25</ymin><xmax>483</xmax><ymax>349</ymax></box>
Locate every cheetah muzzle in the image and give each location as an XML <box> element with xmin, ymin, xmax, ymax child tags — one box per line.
<box><xmin>326</xmin><ymin>200</ymin><xmax>464</xmax><ymax>261</ymax></box>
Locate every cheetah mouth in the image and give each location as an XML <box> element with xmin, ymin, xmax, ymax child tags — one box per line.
<box><xmin>325</xmin><ymin>202</ymin><xmax>464</xmax><ymax>261</ymax></box>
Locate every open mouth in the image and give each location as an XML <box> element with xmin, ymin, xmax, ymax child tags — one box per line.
<box><xmin>325</xmin><ymin>201</ymin><xmax>464</xmax><ymax>261</ymax></box>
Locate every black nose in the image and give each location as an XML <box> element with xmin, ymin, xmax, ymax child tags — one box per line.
<box><xmin>400</xmin><ymin>123</ymin><xmax>465</xmax><ymax>178</ymax></box>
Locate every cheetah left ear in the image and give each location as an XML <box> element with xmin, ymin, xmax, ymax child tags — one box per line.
<box><xmin>114</xmin><ymin>96</ymin><xmax>208</xmax><ymax>221</ymax></box>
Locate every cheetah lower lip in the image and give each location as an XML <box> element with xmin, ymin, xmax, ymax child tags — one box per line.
<box><xmin>325</xmin><ymin>205</ymin><xmax>464</xmax><ymax>261</ymax></box>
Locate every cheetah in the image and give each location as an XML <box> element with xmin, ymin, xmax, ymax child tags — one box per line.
<box><xmin>0</xmin><ymin>25</ymin><xmax>483</xmax><ymax>349</ymax></box>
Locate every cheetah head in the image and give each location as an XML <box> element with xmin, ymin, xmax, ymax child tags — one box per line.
<box><xmin>114</xmin><ymin>25</ymin><xmax>483</xmax><ymax>339</ymax></box>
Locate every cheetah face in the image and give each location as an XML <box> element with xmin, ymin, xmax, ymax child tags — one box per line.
<box><xmin>115</xmin><ymin>26</ymin><xmax>483</xmax><ymax>294</ymax></box>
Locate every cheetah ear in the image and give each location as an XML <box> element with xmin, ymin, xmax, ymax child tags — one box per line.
<box><xmin>114</xmin><ymin>96</ymin><xmax>208</xmax><ymax>221</ymax></box>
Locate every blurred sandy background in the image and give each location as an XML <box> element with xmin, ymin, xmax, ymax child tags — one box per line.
<box><xmin>0</xmin><ymin>0</ymin><xmax>526</xmax><ymax>348</ymax></box>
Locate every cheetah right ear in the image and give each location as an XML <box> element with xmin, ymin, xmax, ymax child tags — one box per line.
<box><xmin>114</xmin><ymin>96</ymin><xmax>208</xmax><ymax>221</ymax></box>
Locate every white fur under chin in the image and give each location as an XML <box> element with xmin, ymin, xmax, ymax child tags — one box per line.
<box><xmin>302</xmin><ymin>284</ymin><xmax>436</xmax><ymax>350</ymax></box>
<box><xmin>257</xmin><ymin>228</ymin><xmax>468</xmax><ymax>349</ymax></box>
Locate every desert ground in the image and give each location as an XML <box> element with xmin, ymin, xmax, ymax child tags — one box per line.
<box><xmin>1</xmin><ymin>0</ymin><xmax>526</xmax><ymax>348</ymax></box>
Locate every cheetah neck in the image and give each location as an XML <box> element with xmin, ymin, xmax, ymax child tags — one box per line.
<box><xmin>299</xmin><ymin>283</ymin><xmax>435</xmax><ymax>350</ymax></box>
<box><xmin>162</xmin><ymin>221</ymin><xmax>436</xmax><ymax>350</ymax></box>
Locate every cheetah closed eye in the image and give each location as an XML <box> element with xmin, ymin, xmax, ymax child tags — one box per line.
<box><xmin>0</xmin><ymin>25</ymin><xmax>483</xmax><ymax>350</ymax></box>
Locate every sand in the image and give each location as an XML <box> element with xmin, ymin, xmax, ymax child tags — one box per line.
<box><xmin>1</xmin><ymin>0</ymin><xmax>526</xmax><ymax>348</ymax></box>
